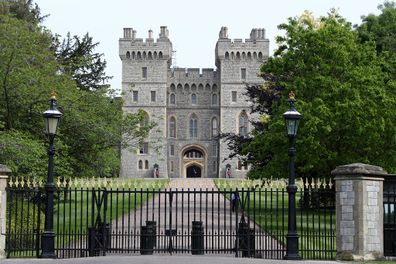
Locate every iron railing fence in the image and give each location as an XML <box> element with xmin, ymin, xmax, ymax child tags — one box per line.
<box><xmin>5</xmin><ymin>179</ymin><xmax>336</xmax><ymax>260</ymax></box>
<box><xmin>384</xmin><ymin>174</ymin><xmax>396</xmax><ymax>257</ymax></box>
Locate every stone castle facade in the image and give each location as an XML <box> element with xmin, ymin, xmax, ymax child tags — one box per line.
<box><xmin>119</xmin><ymin>26</ymin><xmax>269</xmax><ymax>178</ymax></box>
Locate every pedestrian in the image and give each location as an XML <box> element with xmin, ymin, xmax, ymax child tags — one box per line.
<box><xmin>231</xmin><ymin>191</ymin><xmax>239</xmax><ymax>212</ymax></box>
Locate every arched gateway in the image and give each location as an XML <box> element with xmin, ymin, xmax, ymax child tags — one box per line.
<box><xmin>181</xmin><ymin>145</ymin><xmax>207</xmax><ymax>178</ymax></box>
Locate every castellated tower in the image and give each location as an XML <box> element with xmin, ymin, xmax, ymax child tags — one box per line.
<box><xmin>216</xmin><ymin>27</ymin><xmax>269</xmax><ymax>178</ymax></box>
<box><xmin>119</xmin><ymin>26</ymin><xmax>172</xmax><ymax>178</ymax></box>
<box><xmin>120</xmin><ymin>26</ymin><xmax>269</xmax><ymax>179</ymax></box>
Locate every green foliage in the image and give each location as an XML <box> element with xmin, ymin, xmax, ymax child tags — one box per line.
<box><xmin>229</xmin><ymin>10</ymin><xmax>396</xmax><ymax>179</ymax></box>
<box><xmin>0</xmin><ymin>9</ymin><xmax>154</xmax><ymax>178</ymax></box>
<box><xmin>53</xmin><ymin>33</ymin><xmax>111</xmax><ymax>91</ymax></box>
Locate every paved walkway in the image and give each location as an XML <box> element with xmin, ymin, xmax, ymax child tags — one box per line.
<box><xmin>108</xmin><ymin>179</ymin><xmax>282</xmax><ymax>257</ymax></box>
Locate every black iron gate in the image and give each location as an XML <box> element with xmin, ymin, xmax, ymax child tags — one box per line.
<box><xmin>384</xmin><ymin>174</ymin><xmax>396</xmax><ymax>256</ymax></box>
<box><xmin>5</xmin><ymin>179</ymin><xmax>335</xmax><ymax>260</ymax></box>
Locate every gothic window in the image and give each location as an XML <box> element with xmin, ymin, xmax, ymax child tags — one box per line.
<box><xmin>142</xmin><ymin>67</ymin><xmax>147</xmax><ymax>78</ymax></box>
<box><xmin>126</xmin><ymin>51</ymin><xmax>130</xmax><ymax>59</ymax></box>
<box><xmin>239</xmin><ymin>111</ymin><xmax>248</xmax><ymax>137</ymax></box>
<box><xmin>137</xmin><ymin>52</ymin><xmax>141</xmax><ymax>59</ymax></box>
<box><xmin>212</xmin><ymin>142</ymin><xmax>218</xmax><ymax>157</ymax></box>
<box><xmin>231</xmin><ymin>52</ymin><xmax>235</xmax><ymax>59</ymax></box>
<box><xmin>191</xmin><ymin>93</ymin><xmax>197</xmax><ymax>105</ymax></box>
<box><xmin>132</xmin><ymin>51</ymin><xmax>135</xmax><ymax>59</ymax></box>
<box><xmin>151</xmin><ymin>91</ymin><xmax>156</xmax><ymax>102</ymax></box>
<box><xmin>145</xmin><ymin>160</ymin><xmax>149</xmax><ymax>170</ymax></box>
<box><xmin>170</xmin><ymin>144</ymin><xmax>175</xmax><ymax>156</ymax></box>
<box><xmin>138</xmin><ymin>160</ymin><xmax>143</xmax><ymax>170</ymax></box>
<box><xmin>213</xmin><ymin>161</ymin><xmax>217</xmax><ymax>172</ymax></box>
<box><xmin>241</xmin><ymin>68</ymin><xmax>246</xmax><ymax>80</ymax></box>
<box><xmin>225</xmin><ymin>52</ymin><xmax>229</xmax><ymax>59</ymax></box>
<box><xmin>133</xmin><ymin>91</ymin><xmax>138</xmax><ymax>102</ymax></box>
<box><xmin>211</xmin><ymin>93</ymin><xmax>218</xmax><ymax>105</ymax></box>
<box><xmin>139</xmin><ymin>142</ymin><xmax>148</xmax><ymax>154</ymax></box>
<box><xmin>258</xmin><ymin>52</ymin><xmax>263</xmax><ymax>59</ymax></box>
<box><xmin>242</xmin><ymin>52</ymin><xmax>246</xmax><ymax>59</ymax></box>
<box><xmin>232</xmin><ymin>91</ymin><xmax>237</xmax><ymax>103</ymax></box>
<box><xmin>236</xmin><ymin>52</ymin><xmax>241</xmax><ymax>60</ymax></box>
<box><xmin>143</xmin><ymin>51</ymin><xmax>147</xmax><ymax>59</ymax></box>
<box><xmin>189</xmin><ymin>114</ymin><xmax>198</xmax><ymax>138</ymax></box>
<box><xmin>169</xmin><ymin>116</ymin><xmax>176</xmax><ymax>138</ymax></box>
<box><xmin>159</xmin><ymin>51</ymin><xmax>163</xmax><ymax>59</ymax></box>
<box><xmin>140</xmin><ymin>111</ymin><xmax>149</xmax><ymax>127</ymax></box>
<box><xmin>148</xmin><ymin>51</ymin><xmax>152</xmax><ymax>59</ymax></box>
<box><xmin>211</xmin><ymin>117</ymin><xmax>218</xmax><ymax>138</ymax></box>
<box><xmin>170</xmin><ymin>93</ymin><xmax>176</xmax><ymax>104</ymax></box>
<box><xmin>154</xmin><ymin>51</ymin><xmax>157</xmax><ymax>59</ymax></box>
<box><xmin>184</xmin><ymin>149</ymin><xmax>203</xmax><ymax>159</ymax></box>
<box><xmin>247</xmin><ymin>52</ymin><xmax>252</xmax><ymax>59</ymax></box>
<box><xmin>253</xmin><ymin>52</ymin><xmax>257</xmax><ymax>59</ymax></box>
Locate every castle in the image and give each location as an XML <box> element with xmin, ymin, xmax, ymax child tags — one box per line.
<box><xmin>119</xmin><ymin>26</ymin><xmax>269</xmax><ymax>178</ymax></box>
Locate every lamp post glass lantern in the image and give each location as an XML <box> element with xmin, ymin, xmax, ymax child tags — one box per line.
<box><xmin>283</xmin><ymin>91</ymin><xmax>302</xmax><ymax>260</ymax></box>
<box><xmin>41</xmin><ymin>92</ymin><xmax>62</xmax><ymax>258</ymax></box>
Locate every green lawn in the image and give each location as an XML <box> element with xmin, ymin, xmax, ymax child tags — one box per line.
<box><xmin>214</xmin><ymin>179</ymin><xmax>336</xmax><ymax>260</ymax></box>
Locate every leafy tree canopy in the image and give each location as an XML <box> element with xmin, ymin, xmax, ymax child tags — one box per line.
<box><xmin>225</xmin><ymin>10</ymin><xmax>396</xmax><ymax>179</ymax></box>
<box><xmin>0</xmin><ymin>5</ymin><xmax>153</xmax><ymax>179</ymax></box>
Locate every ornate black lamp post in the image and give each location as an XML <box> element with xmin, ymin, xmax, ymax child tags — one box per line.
<box><xmin>283</xmin><ymin>91</ymin><xmax>302</xmax><ymax>260</ymax></box>
<box><xmin>41</xmin><ymin>92</ymin><xmax>62</xmax><ymax>258</ymax></box>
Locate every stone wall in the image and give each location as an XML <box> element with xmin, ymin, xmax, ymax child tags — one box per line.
<box><xmin>332</xmin><ymin>163</ymin><xmax>386</xmax><ymax>261</ymax></box>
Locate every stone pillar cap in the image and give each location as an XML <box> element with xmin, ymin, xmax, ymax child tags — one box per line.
<box><xmin>0</xmin><ymin>164</ymin><xmax>11</xmax><ymax>175</ymax></box>
<box><xmin>331</xmin><ymin>163</ymin><xmax>387</xmax><ymax>176</ymax></box>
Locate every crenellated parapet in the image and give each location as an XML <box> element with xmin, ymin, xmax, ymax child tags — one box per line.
<box><xmin>119</xmin><ymin>26</ymin><xmax>173</xmax><ymax>61</ymax></box>
<box><xmin>215</xmin><ymin>27</ymin><xmax>269</xmax><ymax>64</ymax></box>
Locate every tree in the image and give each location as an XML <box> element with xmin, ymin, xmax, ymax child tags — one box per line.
<box><xmin>225</xmin><ymin>10</ymin><xmax>396</xmax><ymax>180</ymax></box>
<box><xmin>0</xmin><ymin>0</ymin><xmax>44</xmax><ymax>25</ymax></box>
<box><xmin>0</xmin><ymin>13</ymin><xmax>154</xmax><ymax>178</ymax></box>
<box><xmin>53</xmin><ymin>33</ymin><xmax>112</xmax><ymax>91</ymax></box>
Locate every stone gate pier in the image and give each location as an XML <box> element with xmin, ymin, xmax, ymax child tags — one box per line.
<box><xmin>0</xmin><ymin>164</ymin><xmax>11</xmax><ymax>258</ymax></box>
<box><xmin>332</xmin><ymin>163</ymin><xmax>386</xmax><ymax>261</ymax></box>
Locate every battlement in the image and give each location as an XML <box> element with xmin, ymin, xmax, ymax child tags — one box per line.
<box><xmin>170</xmin><ymin>67</ymin><xmax>217</xmax><ymax>79</ymax></box>
<box><xmin>119</xmin><ymin>26</ymin><xmax>172</xmax><ymax>60</ymax></box>
<box><xmin>215</xmin><ymin>26</ymin><xmax>269</xmax><ymax>63</ymax></box>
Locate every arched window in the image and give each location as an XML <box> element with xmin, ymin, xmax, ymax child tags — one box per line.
<box><xmin>132</xmin><ymin>51</ymin><xmax>136</xmax><ymax>59</ymax></box>
<box><xmin>189</xmin><ymin>114</ymin><xmax>198</xmax><ymax>138</ymax></box>
<box><xmin>231</xmin><ymin>52</ymin><xmax>235</xmax><ymax>59</ymax></box>
<box><xmin>242</xmin><ymin>52</ymin><xmax>246</xmax><ymax>59</ymax></box>
<box><xmin>239</xmin><ymin>111</ymin><xmax>248</xmax><ymax>137</ymax></box>
<box><xmin>225</xmin><ymin>52</ymin><xmax>229</xmax><ymax>59</ymax></box>
<box><xmin>137</xmin><ymin>52</ymin><xmax>141</xmax><ymax>59</ymax></box>
<box><xmin>253</xmin><ymin>52</ymin><xmax>257</xmax><ymax>59</ymax></box>
<box><xmin>211</xmin><ymin>94</ymin><xmax>218</xmax><ymax>105</ymax></box>
<box><xmin>169</xmin><ymin>116</ymin><xmax>176</xmax><ymax>138</ymax></box>
<box><xmin>140</xmin><ymin>111</ymin><xmax>149</xmax><ymax>127</ymax></box>
<box><xmin>236</xmin><ymin>52</ymin><xmax>241</xmax><ymax>60</ymax></box>
<box><xmin>211</xmin><ymin>117</ymin><xmax>218</xmax><ymax>138</ymax></box>
<box><xmin>159</xmin><ymin>51</ymin><xmax>163</xmax><ymax>59</ymax></box>
<box><xmin>191</xmin><ymin>93</ymin><xmax>197</xmax><ymax>105</ymax></box>
<box><xmin>138</xmin><ymin>160</ymin><xmax>143</xmax><ymax>170</ymax></box>
<box><xmin>143</xmin><ymin>51</ymin><xmax>147</xmax><ymax>59</ymax></box>
<box><xmin>144</xmin><ymin>160</ymin><xmax>149</xmax><ymax>170</ymax></box>
<box><xmin>170</xmin><ymin>93</ymin><xmax>176</xmax><ymax>104</ymax></box>
<box><xmin>154</xmin><ymin>51</ymin><xmax>157</xmax><ymax>59</ymax></box>
<box><xmin>247</xmin><ymin>52</ymin><xmax>252</xmax><ymax>59</ymax></box>
<box><xmin>258</xmin><ymin>52</ymin><xmax>263</xmax><ymax>59</ymax></box>
<box><xmin>126</xmin><ymin>51</ymin><xmax>130</xmax><ymax>59</ymax></box>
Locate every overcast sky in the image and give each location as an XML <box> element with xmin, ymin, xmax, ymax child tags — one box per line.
<box><xmin>36</xmin><ymin>0</ymin><xmax>384</xmax><ymax>91</ymax></box>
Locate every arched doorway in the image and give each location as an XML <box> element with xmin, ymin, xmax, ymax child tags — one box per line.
<box><xmin>181</xmin><ymin>146</ymin><xmax>207</xmax><ymax>178</ymax></box>
<box><xmin>186</xmin><ymin>165</ymin><xmax>201</xmax><ymax>178</ymax></box>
